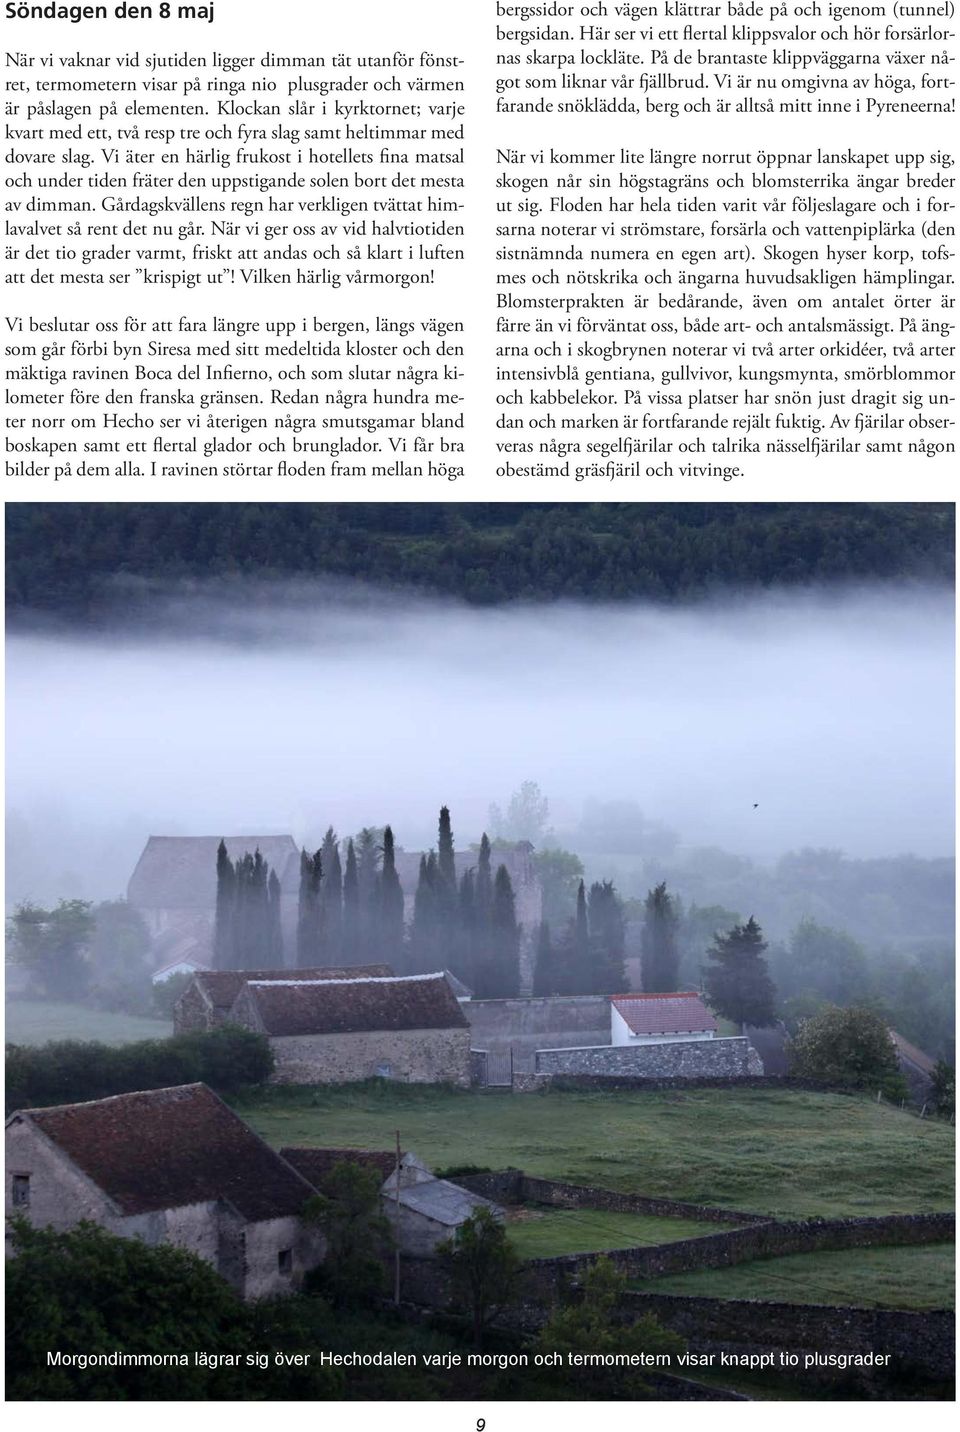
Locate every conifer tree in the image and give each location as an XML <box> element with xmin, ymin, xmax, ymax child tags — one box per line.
<box><xmin>320</xmin><ymin>828</ymin><xmax>342</xmax><ymax>962</ymax></box>
<box><xmin>378</xmin><ymin>825</ymin><xmax>405</xmax><ymax>969</ymax></box>
<box><xmin>435</xmin><ymin>805</ymin><xmax>459</xmax><ymax>949</ymax></box>
<box><xmin>475</xmin><ymin>864</ymin><xmax>521</xmax><ymax>998</ymax></box>
<box><xmin>588</xmin><ymin>880</ymin><xmax>627</xmax><ymax>995</ymax></box>
<box><xmin>532</xmin><ymin>920</ymin><xmax>557</xmax><ymax>997</ymax></box>
<box><xmin>456</xmin><ymin>867</ymin><xmax>476</xmax><ymax>990</ymax></box>
<box><xmin>410</xmin><ymin>852</ymin><xmax>438</xmax><ymax>973</ymax></box>
<box><xmin>296</xmin><ymin>848</ymin><xmax>323</xmax><ymax>968</ymax></box>
<box><xmin>355</xmin><ymin>827</ymin><xmax>382</xmax><ymax>961</ymax></box>
<box><xmin>475</xmin><ymin>833</ymin><xmax>493</xmax><ymax>928</ymax></box>
<box><xmin>569</xmin><ymin>879</ymin><xmax>592</xmax><ymax>992</ymax></box>
<box><xmin>641</xmin><ymin>882</ymin><xmax>680</xmax><ymax>992</ymax></box>
<box><xmin>342</xmin><ymin>838</ymin><xmax>360</xmax><ymax>964</ymax></box>
<box><xmin>703</xmin><ymin>917</ymin><xmax>776</xmax><ymax>1030</ymax></box>
<box><xmin>267</xmin><ymin>868</ymin><xmax>284</xmax><ymax>966</ymax></box>
<box><xmin>213</xmin><ymin>839</ymin><xmax>236</xmax><ymax>970</ymax></box>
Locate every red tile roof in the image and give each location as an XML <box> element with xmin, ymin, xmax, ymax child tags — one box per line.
<box><xmin>280</xmin><ymin>1147</ymin><xmax>401</xmax><ymax>1188</ymax></box>
<box><xmin>244</xmin><ymin>973</ymin><xmax>468</xmax><ymax>1037</ymax></box>
<box><xmin>18</xmin><ymin>1083</ymin><xmax>314</xmax><ymax>1221</ymax></box>
<box><xmin>193</xmin><ymin>964</ymin><xmax>394</xmax><ymax>1014</ymax></box>
<box><xmin>611</xmin><ymin>992</ymin><xmax>718</xmax><ymax>1036</ymax></box>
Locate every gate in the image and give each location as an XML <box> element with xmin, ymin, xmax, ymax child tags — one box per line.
<box><xmin>485</xmin><ymin>1049</ymin><xmax>514</xmax><ymax>1087</ymax></box>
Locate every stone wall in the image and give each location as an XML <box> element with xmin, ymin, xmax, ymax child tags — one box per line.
<box><xmin>268</xmin><ymin>1026</ymin><xmax>472</xmax><ymax>1086</ymax></box>
<box><xmin>622</xmin><ymin>1291</ymin><xmax>955</xmax><ymax>1383</ymax></box>
<box><xmin>463</xmin><ymin>996</ymin><xmax>610</xmax><ymax>1056</ymax></box>
<box><xmin>535</xmin><ymin>1037</ymin><xmax>763</xmax><ymax>1080</ymax></box>
<box><xmin>454</xmin><ymin>1172</ymin><xmax>767</xmax><ymax>1225</ymax></box>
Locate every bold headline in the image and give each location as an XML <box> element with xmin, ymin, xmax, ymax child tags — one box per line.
<box><xmin>5</xmin><ymin>2</ymin><xmax>215</xmax><ymax>21</ymax></box>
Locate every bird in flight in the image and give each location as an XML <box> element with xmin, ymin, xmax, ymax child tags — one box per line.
<box><xmin>752</xmin><ymin>803</ymin><xmax>759</xmax><ymax>809</ymax></box>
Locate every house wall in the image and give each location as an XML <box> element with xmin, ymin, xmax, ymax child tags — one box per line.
<box><xmin>6</xmin><ymin>1118</ymin><xmax>117</xmax><ymax>1233</ymax></box>
<box><xmin>267</xmin><ymin>1026</ymin><xmax>473</xmax><ymax>1086</ymax></box>
<box><xmin>611</xmin><ymin>1007</ymin><xmax>715</xmax><ymax>1047</ymax></box>
<box><xmin>385</xmin><ymin>1202</ymin><xmax>451</xmax><ymax>1257</ymax></box>
<box><xmin>174</xmin><ymin>981</ymin><xmax>216</xmax><ymax>1034</ymax></box>
<box><xmin>241</xmin><ymin>1214</ymin><xmax>326</xmax><ymax>1299</ymax></box>
<box><xmin>535</xmin><ymin>1037</ymin><xmax>763</xmax><ymax>1080</ymax></box>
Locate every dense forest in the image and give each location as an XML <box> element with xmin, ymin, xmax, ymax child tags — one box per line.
<box><xmin>6</xmin><ymin>503</ymin><xmax>953</xmax><ymax>622</ymax></box>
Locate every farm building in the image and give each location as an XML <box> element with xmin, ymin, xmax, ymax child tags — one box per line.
<box><xmin>228</xmin><ymin>973</ymin><xmax>472</xmax><ymax>1086</ymax></box>
<box><xmin>174</xmin><ymin>964</ymin><xmax>393</xmax><ymax>1034</ymax></box>
<box><xmin>610</xmin><ymin>991</ymin><xmax>718</xmax><ymax>1046</ymax></box>
<box><xmin>281</xmin><ymin>1147</ymin><xmax>503</xmax><ymax>1255</ymax></box>
<box><xmin>128</xmin><ymin>835</ymin><xmax>302</xmax><ymax>962</ymax></box>
<box><xmin>5</xmin><ymin>1083</ymin><xmax>323</xmax><ymax>1299</ymax></box>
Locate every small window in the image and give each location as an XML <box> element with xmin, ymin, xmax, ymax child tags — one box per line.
<box><xmin>12</xmin><ymin>1175</ymin><xmax>30</xmax><ymax>1207</ymax></box>
<box><xmin>278</xmin><ymin>1248</ymin><xmax>292</xmax><ymax>1275</ymax></box>
<box><xmin>376</xmin><ymin>1063</ymin><xmax>393</xmax><ymax>1079</ymax></box>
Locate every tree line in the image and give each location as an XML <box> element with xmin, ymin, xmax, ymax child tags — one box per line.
<box><xmin>7</xmin><ymin>502</ymin><xmax>952</xmax><ymax>621</ymax></box>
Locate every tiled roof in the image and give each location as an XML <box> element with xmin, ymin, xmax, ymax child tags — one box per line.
<box><xmin>192</xmin><ymin>964</ymin><xmax>393</xmax><ymax>1014</ymax></box>
<box><xmin>128</xmin><ymin>835</ymin><xmax>300</xmax><ymax>907</ymax></box>
<box><xmin>280</xmin><ymin>1147</ymin><xmax>401</xmax><ymax>1187</ymax></box>
<box><xmin>18</xmin><ymin>1083</ymin><xmax>314</xmax><ymax>1221</ymax></box>
<box><xmin>611</xmin><ymin>992</ymin><xmax>718</xmax><ymax>1036</ymax></box>
<box><xmin>243</xmin><ymin>973</ymin><xmax>469</xmax><ymax>1036</ymax></box>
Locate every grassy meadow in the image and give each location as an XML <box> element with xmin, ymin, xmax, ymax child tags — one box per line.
<box><xmin>505</xmin><ymin>1207</ymin><xmax>722</xmax><ymax>1259</ymax></box>
<box><xmin>631</xmin><ymin>1242</ymin><xmax>955</xmax><ymax>1310</ymax></box>
<box><xmin>232</xmin><ymin>1081</ymin><xmax>955</xmax><ymax>1220</ymax></box>
<box><xmin>5</xmin><ymin>1000</ymin><xmax>172</xmax><ymax>1047</ymax></box>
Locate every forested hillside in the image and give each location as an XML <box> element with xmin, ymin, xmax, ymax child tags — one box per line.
<box><xmin>6</xmin><ymin>503</ymin><xmax>953</xmax><ymax>621</ymax></box>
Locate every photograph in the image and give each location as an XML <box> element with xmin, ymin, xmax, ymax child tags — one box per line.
<box><xmin>4</xmin><ymin>500</ymin><xmax>956</xmax><ymax>1404</ymax></box>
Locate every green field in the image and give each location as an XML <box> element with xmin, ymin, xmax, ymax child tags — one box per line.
<box><xmin>5</xmin><ymin>1000</ymin><xmax>173</xmax><ymax>1047</ymax></box>
<box><xmin>232</xmin><ymin>1082</ymin><xmax>954</xmax><ymax>1220</ymax></box>
<box><xmin>506</xmin><ymin>1207</ymin><xmax>722</xmax><ymax>1259</ymax></box>
<box><xmin>632</xmin><ymin>1243</ymin><xmax>955</xmax><ymax>1310</ymax></box>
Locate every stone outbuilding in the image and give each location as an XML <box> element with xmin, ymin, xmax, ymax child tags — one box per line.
<box><xmin>229</xmin><ymin>973</ymin><xmax>473</xmax><ymax>1086</ymax></box>
<box><xmin>173</xmin><ymin>964</ymin><xmax>393</xmax><ymax>1034</ymax></box>
<box><xmin>281</xmin><ymin>1147</ymin><xmax>503</xmax><ymax>1256</ymax></box>
<box><xmin>5</xmin><ymin>1083</ymin><xmax>323</xmax><ymax>1299</ymax></box>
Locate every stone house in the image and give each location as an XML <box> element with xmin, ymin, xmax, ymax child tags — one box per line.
<box><xmin>5</xmin><ymin>1083</ymin><xmax>323</xmax><ymax>1299</ymax></box>
<box><xmin>128</xmin><ymin>835</ymin><xmax>302</xmax><ymax>962</ymax></box>
<box><xmin>610</xmin><ymin>991</ymin><xmax>718</xmax><ymax>1046</ymax></box>
<box><xmin>281</xmin><ymin>1147</ymin><xmax>502</xmax><ymax>1256</ymax></box>
<box><xmin>228</xmin><ymin>973</ymin><xmax>472</xmax><ymax>1086</ymax></box>
<box><xmin>173</xmin><ymin>964</ymin><xmax>393</xmax><ymax>1034</ymax></box>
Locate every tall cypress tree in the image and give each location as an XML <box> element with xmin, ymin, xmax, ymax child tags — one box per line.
<box><xmin>435</xmin><ymin>805</ymin><xmax>459</xmax><ymax>951</ymax></box>
<box><xmin>588</xmin><ymin>880</ymin><xmax>627</xmax><ymax>995</ymax></box>
<box><xmin>378</xmin><ymin>825</ymin><xmax>405</xmax><ymax>969</ymax></box>
<box><xmin>532</xmin><ymin>920</ymin><xmax>556</xmax><ymax>997</ymax></box>
<box><xmin>641</xmin><ymin>882</ymin><xmax>680</xmax><ymax>992</ymax></box>
<box><xmin>267</xmin><ymin>868</ymin><xmax>284</xmax><ymax>966</ymax></box>
<box><xmin>569</xmin><ymin>880</ymin><xmax>591</xmax><ymax>992</ymax></box>
<box><xmin>484</xmin><ymin>864</ymin><xmax>521</xmax><ymax>998</ymax></box>
<box><xmin>703</xmin><ymin>917</ymin><xmax>776</xmax><ymax>1030</ymax></box>
<box><xmin>456</xmin><ymin>867</ymin><xmax>476</xmax><ymax>989</ymax></box>
<box><xmin>296</xmin><ymin>848</ymin><xmax>323</xmax><ymax>968</ymax></box>
<box><xmin>475</xmin><ymin>833</ymin><xmax>493</xmax><ymax>927</ymax></box>
<box><xmin>213</xmin><ymin>839</ymin><xmax>236</xmax><ymax>970</ymax></box>
<box><xmin>342</xmin><ymin>839</ymin><xmax>360</xmax><ymax>964</ymax></box>
<box><xmin>320</xmin><ymin>828</ymin><xmax>342</xmax><ymax>962</ymax></box>
<box><xmin>355</xmin><ymin>827</ymin><xmax>382</xmax><ymax>962</ymax></box>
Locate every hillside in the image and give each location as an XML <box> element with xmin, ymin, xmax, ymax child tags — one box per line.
<box><xmin>6</xmin><ymin>502</ymin><xmax>954</xmax><ymax>622</ymax></box>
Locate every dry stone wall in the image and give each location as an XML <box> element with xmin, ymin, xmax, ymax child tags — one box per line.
<box><xmin>535</xmin><ymin>1037</ymin><xmax>763</xmax><ymax>1079</ymax></box>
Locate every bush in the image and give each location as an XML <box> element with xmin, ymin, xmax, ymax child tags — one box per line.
<box><xmin>5</xmin><ymin>1025</ymin><xmax>273</xmax><ymax>1111</ymax></box>
<box><xmin>787</xmin><ymin>1004</ymin><xmax>908</xmax><ymax>1099</ymax></box>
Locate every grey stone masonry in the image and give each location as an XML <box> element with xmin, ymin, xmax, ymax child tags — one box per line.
<box><xmin>535</xmin><ymin>1036</ymin><xmax>763</xmax><ymax>1079</ymax></box>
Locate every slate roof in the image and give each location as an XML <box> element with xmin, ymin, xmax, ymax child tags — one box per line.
<box><xmin>611</xmin><ymin>991</ymin><xmax>718</xmax><ymax>1036</ymax></box>
<box><xmin>15</xmin><ymin>1083</ymin><xmax>315</xmax><ymax>1221</ymax></box>
<box><xmin>128</xmin><ymin>835</ymin><xmax>300</xmax><ymax>908</ymax></box>
<box><xmin>243</xmin><ymin>973</ymin><xmax>469</xmax><ymax>1037</ymax></box>
<box><xmin>192</xmin><ymin>965</ymin><xmax>394</xmax><ymax>1016</ymax></box>
<box><xmin>396</xmin><ymin>1180</ymin><xmax>498</xmax><ymax>1227</ymax></box>
<box><xmin>890</xmin><ymin>1029</ymin><xmax>936</xmax><ymax>1077</ymax></box>
<box><xmin>280</xmin><ymin>1147</ymin><xmax>402</xmax><ymax>1187</ymax></box>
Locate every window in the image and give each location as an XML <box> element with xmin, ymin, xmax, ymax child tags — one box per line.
<box><xmin>278</xmin><ymin>1248</ymin><xmax>292</xmax><ymax>1275</ymax></box>
<box><xmin>12</xmin><ymin>1175</ymin><xmax>30</xmax><ymax>1207</ymax></box>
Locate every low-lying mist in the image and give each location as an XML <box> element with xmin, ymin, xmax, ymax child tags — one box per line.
<box><xmin>5</xmin><ymin>578</ymin><xmax>954</xmax><ymax>906</ymax></box>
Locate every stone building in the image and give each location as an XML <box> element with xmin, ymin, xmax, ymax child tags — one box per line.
<box><xmin>228</xmin><ymin>973</ymin><xmax>472</xmax><ymax>1086</ymax></box>
<box><xmin>5</xmin><ymin>1083</ymin><xmax>324</xmax><ymax>1299</ymax></box>
<box><xmin>127</xmin><ymin>835</ymin><xmax>302</xmax><ymax>964</ymax></box>
<box><xmin>173</xmin><ymin>964</ymin><xmax>393</xmax><ymax>1034</ymax></box>
<box><xmin>281</xmin><ymin>1147</ymin><xmax>502</xmax><ymax>1256</ymax></box>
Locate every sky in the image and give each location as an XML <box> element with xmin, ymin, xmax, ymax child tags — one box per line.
<box><xmin>4</xmin><ymin>577</ymin><xmax>954</xmax><ymax>905</ymax></box>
